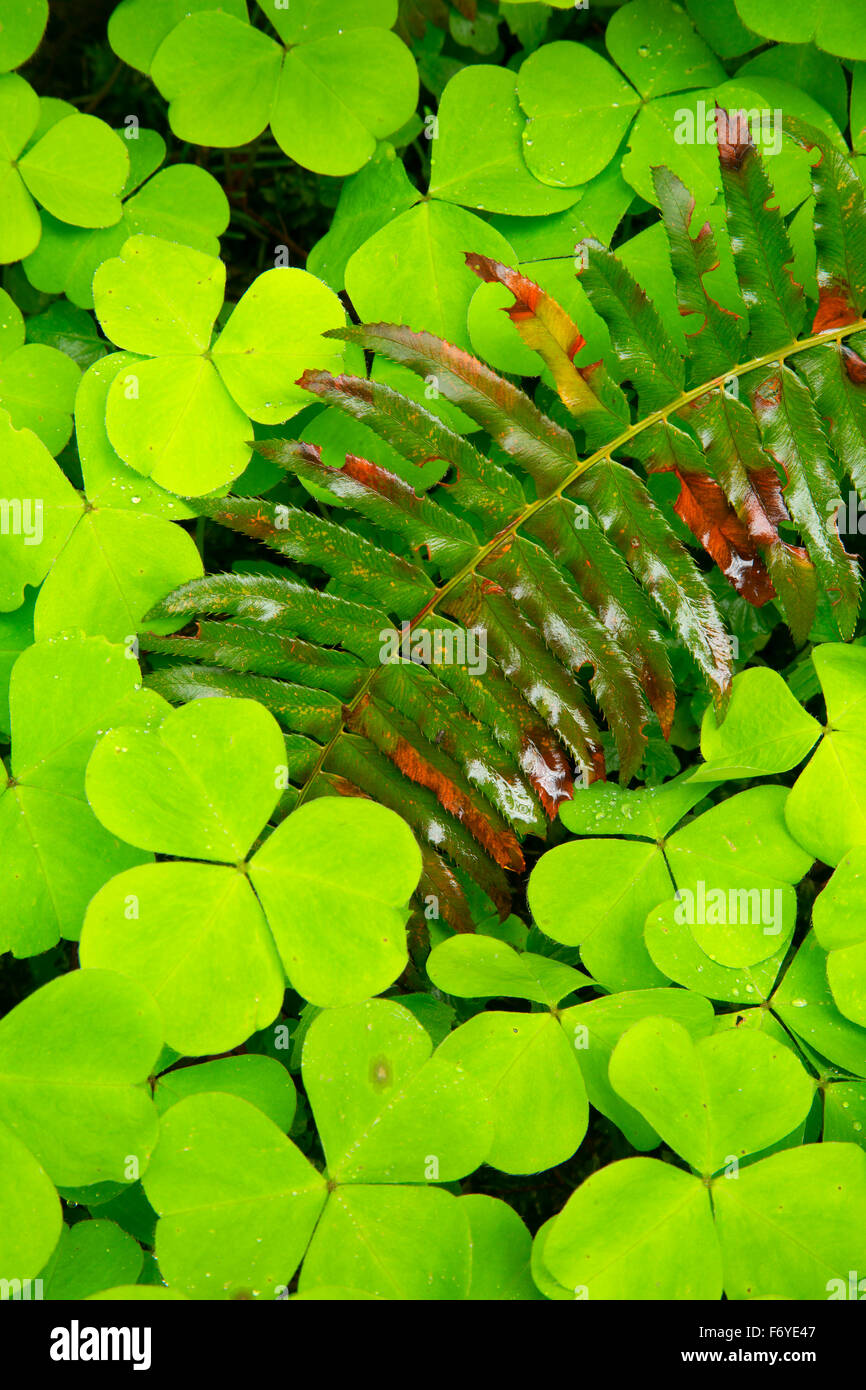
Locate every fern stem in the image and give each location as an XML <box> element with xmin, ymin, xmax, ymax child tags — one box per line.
<box><xmin>295</xmin><ymin>317</ymin><xmax>866</xmax><ymax>807</ymax></box>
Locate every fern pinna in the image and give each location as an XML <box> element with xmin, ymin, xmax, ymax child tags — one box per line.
<box><xmin>142</xmin><ymin>109</ymin><xmax>866</xmax><ymax>933</ymax></box>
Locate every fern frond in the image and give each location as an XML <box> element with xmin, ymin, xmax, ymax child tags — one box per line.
<box><xmin>143</xmin><ymin>109</ymin><xmax>866</xmax><ymax>931</ymax></box>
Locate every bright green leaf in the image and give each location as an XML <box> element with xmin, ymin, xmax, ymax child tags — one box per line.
<box><xmin>40</xmin><ymin>1219</ymin><xmax>143</xmax><ymax>1300</ymax></box>
<box><xmin>436</xmin><ymin>1009</ymin><xmax>588</xmax><ymax>1174</ymax></box>
<box><xmin>143</xmin><ymin>1091</ymin><xmax>327</xmax><ymax>1300</ymax></box>
<box><xmin>426</xmin><ymin>933</ymin><xmax>589</xmax><ymax>1006</ymax></box>
<box><xmin>0</xmin><ymin>970</ymin><xmax>162</xmax><ymax>1187</ymax></box>
<box><xmin>154</xmin><ymin>1055</ymin><xmax>296</xmax><ymax>1132</ymax></box>
<box><xmin>302</xmin><ymin>999</ymin><xmax>492</xmax><ymax>1182</ymax></box>
<box><xmin>80</xmin><ymin>862</ymin><xmax>285</xmax><ymax>1057</ymax></box>
<box><xmin>249</xmin><ymin>798</ymin><xmax>421</xmax><ymax>1006</ymax></box>
<box><xmin>541</xmin><ymin>1157</ymin><xmax>722</xmax><ymax>1299</ymax></box>
<box><xmin>85</xmin><ymin>697</ymin><xmax>285</xmax><ymax>861</ymax></box>
<box><xmin>609</xmin><ymin>1015</ymin><xmax>815</xmax><ymax>1174</ymax></box>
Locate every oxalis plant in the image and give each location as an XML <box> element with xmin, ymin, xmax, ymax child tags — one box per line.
<box><xmin>4</xmin><ymin>0</ymin><xmax>866</xmax><ymax>1309</ymax></box>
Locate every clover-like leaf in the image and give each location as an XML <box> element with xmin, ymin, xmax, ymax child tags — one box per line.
<box><xmin>812</xmin><ymin>848</ymin><xmax>866</xmax><ymax>1026</ymax></box>
<box><xmin>426</xmin><ymin>934</ymin><xmax>590</xmax><ymax>1007</ymax></box>
<box><xmin>0</xmin><ymin>0</ymin><xmax>48</xmax><ymax>73</ymax></box>
<box><xmin>608</xmin><ymin>1016</ymin><xmax>815</xmax><ymax>1175</ymax></box>
<box><xmin>142</xmin><ymin>1091</ymin><xmax>328</xmax><ymax>1300</ymax></box>
<box><xmin>75</xmin><ymin>354</ymin><xmax>194</xmax><ymax>520</ymax></box>
<box><xmin>249</xmin><ymin>798</ymin><xmax>422</xmax><ymax>1007</ymax></box>
<box><xmin>81</xmin><ymin>699</ymin><xmax>423</xmax><ymax>1038</ymax></box>
<box><xmin>269</xmin><ymin>24</ymin><xmax>417</xmax><ymax>179</ymax></box>
<box><xmin>712</xmin><ymin>1142</ymin><xmax>866</xmax><ymax>1299</ymax></box>
<box><xmin>107</xmin><ymin>0</ymin><xmax>248</xmax><ymax>75</ymax></box>
<box><xmin>560</xmin><ymin>772</ymin><xmax>712</xmax><ymax>839</ymax></box>
<box><xmin>94</xmin><ymin>233</ymin><xmax>224</xmax><ymax>356</ymax></box>
<box><xmin>18</xmin><ymin>113</ymin><xmax>129</xmax><ymax>226</ymax></box>
<box><xmin>786</xmin><ymin>644</ymin><xmax>866</xmax><ymax>865</ymax></box>
<box><xmin>344</xmin><ymin>200</ymin><xmax>517</xmax><ymax>351</ymax></box>
<box><xmin>154</xmin><ymin>1055</ymin><xmax>296</xmax><ymax>1134</ymax></box>
<box><xmin>212</xmin><ymin>268</ymin><xmax>347</xmax><ymax>424</ymax></box>
<box><xmin>0</xmin><ymin>343</ymin><xmax>79</xmax><ymax>454</ymax></box>
<box><xmin>0</xmin><ymin>289</ymin><xmax>81</xmax><ymax>453</ymax></box>
<box><xmin>306</xmin><ymin>140</ymin><xmax>420</xmax><ymax>293</ymax></box>
<box><xmin>428</xmin><ymin>65</ymin><xmax>581</xmax><ymax>216</ymax></box>
<box><xmin>0</xmin><ymin>635</ymin><xmax>167</xmax><ymax>956</ymax></box>
<box><xmin>436</xmin><ymin>1010</ymin><xmax>588</xmax><ymax>1174</ymax></box>
<box><xmin>94</xmin><ymin>235</ymin><xmax>350</xmax><ymax>493</ymax></box>
<box><xmin>302</xmin><ymin>999</ymin><xmax>491</xmax><ymax>1183</ymax></box>
<box><xmin>823</xmin><ymin>1080</ymin><xmax>866</xmax><ymax>1144</ymax></box>
<box><xmin>86</xmin><ymin>696</ymin><xmax>285</xmax><ymax>861</ymax></box>
<box><xmin>539</xmin><ymin>1157</ymin><xmax>721</xmax><ymax>1300</ymax></box>
<box><xmin>0</xmin><ymin>76</ymin><xmax>129</xmax><ymax>263</ymax></box>
<box><xmin>607</xmin><ymin>0</ymin><xmax>725</xmax><ymax>100</ymax></box>
<box><xmin>297</xmin><ymin>1184</ymin><xmax>472</xmax><ymax>1300</ymax></box>
<box><xmin>664</xmin><ymin>785</ymin><xmax>811</xmax><ymax>968</ymax></box>
<box><xmin>733</xmin><ymin>0</ymin><xmax>866</xmax><ymax>60</ymax></box>
<box><xmin>693</xmin><ymin>665</ymin><xmax>821</xmax><ymax>781</ymax></box>
<box><xmin>24</xmin><ymin>128</ymin><xmax>230</xmax><ymax>310</ymax></box>
<box><xmin>513</xmin><ymin>9</ymin><xmax>826</xmax><ymax>228</ymax></box>
<box><xmin>39</xmin><ymin>1219</ymin><xmax>143</xmax><ymax>1301</ymax></box>
<box><xmin>0</xmin><ymin>405</ymin><xmax>203</xmax><ymax>641</ymax></box>
<box><xmin>518</xmin><ymin>41</ymin><xmax>641</xmax><ymax>189</ymax></box>
<box><xmin>517</xmin><ymin>0</ymin><xmax>724</xmax><ymax>209</ymax></box>
<box><xmin>528</xmin><ymin>835</ymin><xmax>673</xmax><ymax>991</ymax></box>
<box><xmin>773</xmin><ymin>932</ymin><xmax>866</xmax><ymax>1078</ymax></box>
<box><xmin>644</xmin><ymin>896</ymin><xmax>788</xmax><ymax>1004</ymax></box>
<box><xmin>530</xmin><ymin>779</ymin><xmax>804</xmax><ymax>988</ymax></box>
<box><xmin>79</xmin><ymin>698</ymin><xmax>288</xmax><ymax>1053</ymax></box>
<box><xmin>148</xmin><ymin>4</ymin><xmax>418</xmax><ymax>177</ymax></box>
<box><xmin>559</xmin><ymin>988</ymin><xmax>715</xmax><ymax>1149</ymax></box>
<box><xmin>0</xmin><ymin>969</ymin><xmax>162</xmax><ymax>1187</ymax></box>
<box><xmin>144</xmin><ymin>1019</ymin><xmax>483</xmax><ymax>1302</ymax></box>
<box><xmin>0</xmin><ymin>75</ymin><xmax>40</xmax><ymax>262</ymax></box>
<box><xmin>540</xmin><ymin>1138</ymin><xmax>866</xmax><ymax>1300</ymax></box>
<box><xmin>93</xmin><ymin>233</ymin><xmax>249</xmax><ymax>490</ymax></box>
<box><xmin>0</xmin><ymin>1123</ymin><xmax>61</xmax><ymax>1281</ymax></box>
<box><xmin>685</xmin><ymin>0</ymin><xmax>761</xmax><ymax>58</ymax></box>
<box><xmin>0</xmin><ymin>593</ymin><xmax>32</xmax><ymax>740</ymax></box>
<box><xmin>0</xmin><ymin>409</ymin><xmax>83</xmax><ymax>610</ymax></box>
<box><xmin>155</xmin><ymin>14</ymin><xmax>282</xmax><ymax>148</ymax></box>
<box><xmin>462</xmin><ymin>1195</ymin><xmax>540</xmax><ymax>1301</ymax></box>
<box><xmin>533</xmin><ymin>786</ymin><xmax>804</xmax><ymax>986</ymax></box>
<box><xmin>80</xmin><ymin>861</ymin><xmax>286</xmax><ymax>1057</ymax></box>
<box><xmin>529</xmin><ymin>1217</ymin><xmax>574</xmax><ymax>1301</ymax></box>
<box><xmin>111</xmin><ymin>354</ymin><xmax>253</xmax><ymax>495</ymax></box>
<box><xmin>42</xmin><ymin>506</ymin><xmax>203</xmax><ymax>644</ymax></box>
